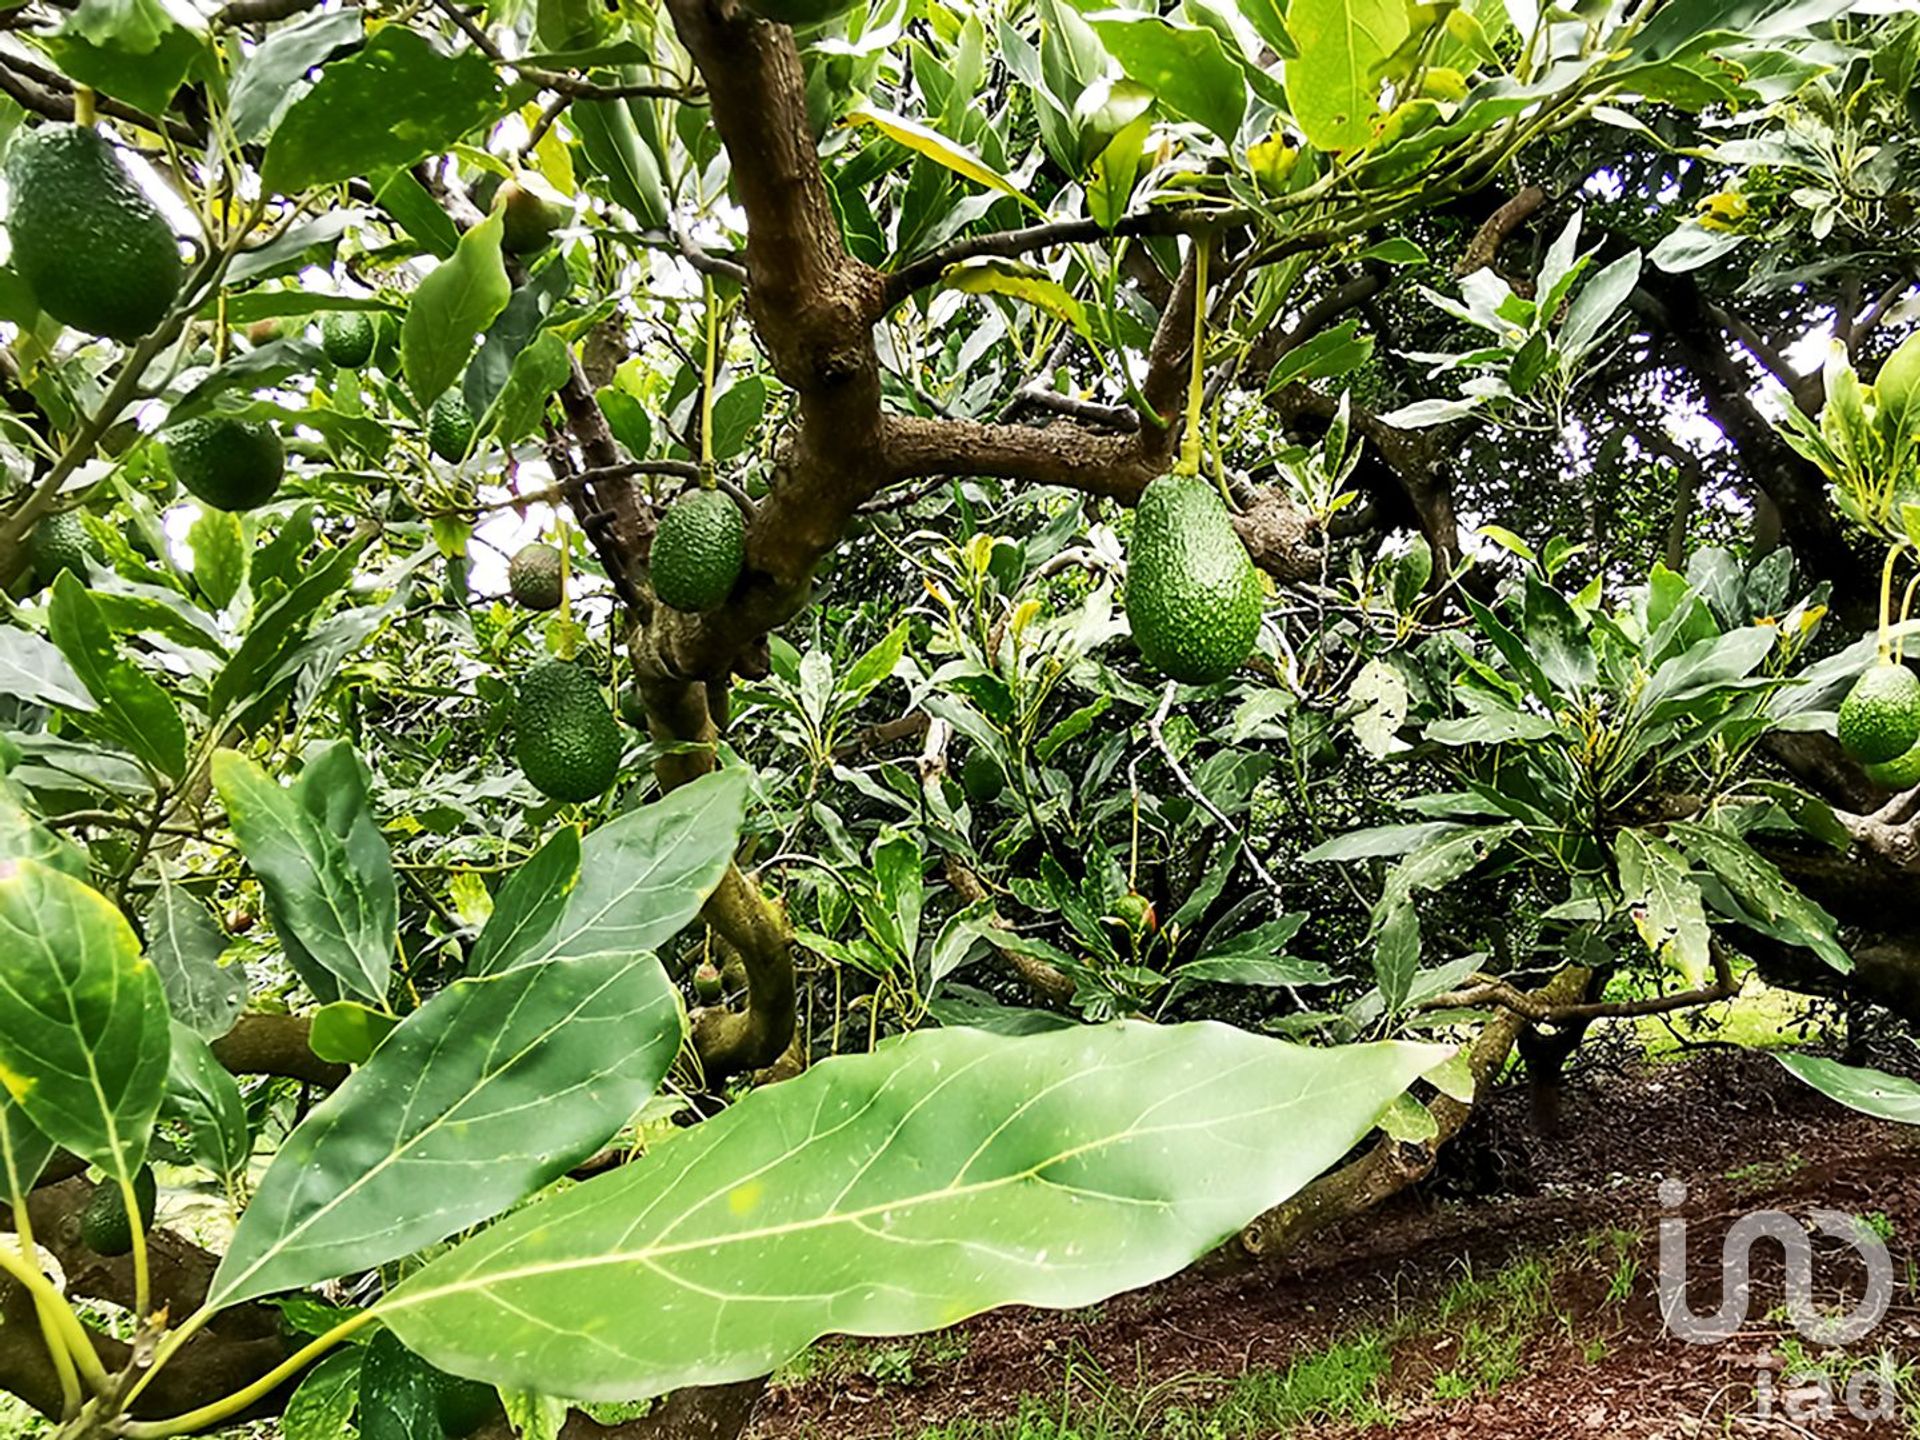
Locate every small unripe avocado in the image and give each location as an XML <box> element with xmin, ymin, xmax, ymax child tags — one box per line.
<box><xmin>692</xmin><ymin>959</ymin><xmax>724</xmax><ymax>1003</ymax></box>
<box><xmin>651</xmin><ymin>489</ymin><xmax>745</xmax><ymax>613</ymax></box>
<box><xmin>513</xmin><ymin>660</ymin><xmax>623</xmax><ymax>803</ymax></box>
<box><xmin>1124</xmin><ymin>475</ymin><xmax>1262</xmax><ymax>685</ymax></box>
<box><xmin>427</xmin><ymin>390</ymin><xmax>476</xmax><ymax>462</ymax></box>
<box><xmin>1864</xmin><ymin>735</ymin><xmax>1920</xmax><ymax>790</ymax></box>
<box><xmin>320</xmin><ymin>311</ymin><xmax>376</xmax><ymax>368</ymax></box>
<box><xmin>167</xmin><ymin>417</ymin><xmax>286</xmax><ymax>512</ymax></box>
<box><xmin>5</xmin><ymin>125</ymin><xmax>182</xmax><ymax>342</ymax></box>
<box><xmin>1838</xmin><ymin>661</ymin><xmax>1920</xmax><ymax>765</ymax></box>
<box><xmin>80</xmin><ymin>1167</ymin><xmax>157</xmax><ymax>1256</ymax></box>
<box><xmin>498</xmin><ymin>180</ymin><xmax>569</xmax><ymax>255</ymax></box>
<box><xmin>508</xmin><ymin>542</ymin><xmax>565</xmax><ymax>610</ymax></box>
<box><xmin>27</xmin><ymin>510</ymin><xmax>92</xmax><ymax>586</ymax></box>
<box><xmin>619</xmin><ymin>687</ymin><xmax>649</xmax><ymax>729</ymax></box>
<box><xmin>961</xmin><ymin>750</ymin><xmax>1005</xmax><ymax>804</ymax></box>
<box><xmin>1111</xmin><ymin>891</ymin><xmax>1157</xmax><ymax>936</ymax></box>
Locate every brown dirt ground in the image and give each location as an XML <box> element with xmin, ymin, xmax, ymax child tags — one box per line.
<box><xmin>750</xmin><ymin>1047</ymin><xmax>1920</xmax><ymax>1439</ymax></box>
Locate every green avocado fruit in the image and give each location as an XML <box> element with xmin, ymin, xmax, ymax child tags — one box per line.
<box><xmin>27</xmin><ymin>510</ymin><xmax>92</xmax><ymax>586</ymax></box>
<box><xmin>5</xmin><ymin>125</ymin><xmax>182</xmax><ymax>342</ymax></box>
<box><xmin>80</xmin><ymin>1167</ymin><xmax>157</xmax><ymax>1257</ymax></box>
<box><xmin>168</xmin><ymin>417</ymin><xmax>286</xmax><ymax>513</ymax></box>
<box><xmin>961</xmin><ymin>750</ymin><xmax>1005</xmax><ymax>804</ymax></box>
<box><xmin>651</xmin><ymin>488</ymin><xmax>745</xmax><ymax>613</ymax></box>
<box><xmin>507</xmin><ymin>542</ymin><xmax>564</xmax><ymax>611</ymax></box>
<box><xmin>619</xmin><ymin>687</ymin><xmax>649</xmax><ymax>729</ymax></box>
<box><xmin>1123</xmin><ymin>475</ymin><xmax>1262</xmax><ymax>685</ymax></box>
<box><xmin>513</xmin><ymin>660</ymin><xmax>623</xmax><ymax>803</ymax></box>
<box><xmin>498</xmin><ymin>180</ymin><xmax>570</xmax><ymax>255</ymax></box>
<box><xmin>320</xmin><ymin>311</ymin><xmax>376</xmax><ymax>369</ymax></box>
<box><xmin>1838</xmin><ymin>661</ymin><xmax>1920</xmax><ymax>765</ymax></box>
<box><xmin>1864</xmin><ymin>734</ymin><xmax>1920</xmax><ymax>790</ymax></box>
<box><xmin>427</xmin><ymin>390</ymin><xmax>476</xmax><ymax>462</ymax></box>
<box><xmin>737</xmin><ymin>0</ymin><xmax>860</xmax><ymax>25</ymax></box>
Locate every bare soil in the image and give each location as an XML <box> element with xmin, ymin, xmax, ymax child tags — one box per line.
<box><xmin>751</xmin><ymin>1047</ymin><xmax>1920</xmax><ymax>1439</ymax></box>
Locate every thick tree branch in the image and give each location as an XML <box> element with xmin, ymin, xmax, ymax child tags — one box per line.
<box><xmin>208</xmin><ymin>1013</ymin><xmax>347</xmax><ymax>1089</ymax></box>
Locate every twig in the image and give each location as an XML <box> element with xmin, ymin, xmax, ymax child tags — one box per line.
<box><xmin>1147</xmin><ymin>680</ymin><xmax>1286</xmax><ymax>903</ymax></box>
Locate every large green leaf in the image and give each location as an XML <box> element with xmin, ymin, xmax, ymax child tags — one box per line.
<box><xmin>213</xmin><ymin>743</ymin><xmax>398</xmax><ymax>1005</ymax></box>
<box><xmin>0</xmin><ymin>627</ymin><xmax>95</xmax><ymax>712</ymax></box>
<box><xmin>472</xmin><ymin>768</ymin><xmax>749</xmax><ymax>975</ymax></box>
<box><xmin>163</xmin><ymin>1022</ymin><xmax>250</xmax><ymax>1183</ymax></box>
<box><xmin>402</xmin><ymin>212</ymin><xmax>512</xmax><ymax>406</ymax></box>
<box><xmin>43</xmin><ymin>0</ymin><xmax>207</xmax><ymax>118</ymax></box>
<box><xmin>1628</xmin><ymin>0</ymin><xmax>1854</xmax><ymax>63</ymax></box>
<box><xmin>1085</xmin><ymin>13</ymin><xmax>1246</xmax><ymax>144</ymax></box>
<box><xmin>1284</xmin><ymin>0</ymin><xmax>1409</xmax><ymax>151</ymax></box>
<box><xmin>0</xmin><ymin>859</ymin><xmax>169</xmax><ymax>1182</ymax></box>
<box><xmin>0</xmin><ymin>777</ymin><xmax>88</xmax><ymax>878</ymax></box>
<box><xmin>0</xmin><ymin>1092</ymin><xmax>55</xmax><ymax>1202</ymax></box>
<box><xmin>46</xmin><ymin>573</ymin><xmax>187</xmax><ymax>782</ymax></box>
<box><xmin>1777</xmin><ymin>1055</ymin><xmax>1920</xmax><ymax>1127</ymax></box>
<box><xmin>207</xmin><ymin>950</ymin><xmax>682</xmax><ymax>1310</ymax></box>
<box><xmin>262</xmin><ymin>28</ymin><xmax>505</xmax><ymax>194</ymax></box>
<box><xmin>1615</xmin><ymin>830</ymin><xmax>1710</xmax><ymax>986</ymax></box>
<box><xmin>569</xmin><ymin>99</ymin><xmax>669</xmax><ymax>230</ymax></box>
<box><xmin>209</xmin><ymin>541</ymin><xmax>364</xmax><ymax>724</ymax></box>
<box><xmin>229</xmin><ymin>9</ymin><xmax>365</xmax><ymax>143</ymax></box>
<box><xmin>465</xmin><ymin>826</ymin><xmax>580</xmax><ymax>976</ymax></box>
<box><xmin>1669</xmin><ymin>822</ymin><xmax>1850</xmax><ymax>973</ymax></box>
<box><xmin>380</xmin><ymin>1023</ymin><xmax>1444</xmax><ymax>1399</ymax></box>
<box><xmin>148</xmin><ymin>874</ymin><xmax>245</xmax><ymax>1040</ymax></box>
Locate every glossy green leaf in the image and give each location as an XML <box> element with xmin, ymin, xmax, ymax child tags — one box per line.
<box><xmin>1520</xmin><ymin>574</ymin><xmax>1595</xmax><ymax>695</ymax></box>
<box><xmin>710</xmin><ymin>376</ymin><xmax>769</xmax><ymax>463</ymax></box>
<box><xmin>359</xmin><ymin>1328</ymin><xmax>440</xmax><ymax>1440</ymax></box>
<box><xmin>308</xmin><ymin>1001</ymin><xmax>398</xmax><ymax>1065</ymax></box>
<box><xmin>148</xmin><ymin>874</ymin><xmax>245</xmax><ymax>1040</ymax></box>
<box><xmin>570</xmin><ymin>99</ymin><xmax>669</xmax><ymax>230</ymax></box>
<box><xmin>0</xmin><ymin>859</ymin><xmax>169</xmax><ymax>1181</ymax></box>
<box><xmin>374</xmin><ymin>168</ymin><xmax>462</xmax><ymax>260</ymax></box>
<box><xmin>478</xmin><ymin>331</ymin><xmax>570</xmax><ymax>445</ymax></box>
<box><xmin>943</xmin><ymin>259</ymin><xmax>1091</xmax><ymax>340</ymax></box>
<box><xmin>0</xmin><ymin>627</ymin><xmax>95</xmax><ymax>712</ymax></box>
<box><xmin>263</xmin><ymin>28</ymin><xmax>505</xmax><ymax>194</ymax></box>
<box><xmin>229</xmin><ymin>8</ymin><xmax>364</xmax><ymax>143</ymax></box>
<box><xmin>1284</xmin><ymin>0</ymin><xmax>1409</xmax><ymax>150</ymax></box>
<box><xmin>213</xmin><ymin>743</ymin><xmax>398</xmax><ymax>1005</ymax></box>
<box><xmin>46</xmin><ymin>573</ymin><xmax>187</xmax><ymax>781</ymax></box>
<box><xmin>209</xmin><ymin>540</ymin><xmax>363</xmax><ymax>724</ymax></box>
<box><xmin>0</xmin><ymin>1091</ymin><xmax>55</xmax><ymax>1202</ymax></box>
<box><xmin>403</xmin><ymin>212</ymin><xmax>512</xmax><ymax>406</ymax></box>
<box><xmin>207</xmin><ymin>949</ymin><xmax>682</xmax><ymax>1310</ymax></box>
<box><xmin>381</xmin><ymin>1024</ymin><xmax>1444</xmax><ymax>1399</ymax></box>
<box><xmin>282</xmin><ymin>1347</ymin><xmax>361</xmax><ymax>1440</ymax></box>
<box><xmin>43</xmin><ymin>0</ymin><xmax>206</xmax><ymax>118</ymax></box>
<box><xmin>466</xmin><ymin>827</ymin><xmax>579</xmax><ymax>976</ymax></box>
<box><xmin>1085</xmin><ymin>13</ymin><xmax>1246</xmax><ymax>144</ymax></box>
<box><xmin>0</xmin><ymin>777</ymin><xmax>88</xmax><ymax>880</ymax></box>
<box><xmin>1615</xmin><ymin>830</ymin><xmax>1709</xmax><ymax>986</ymax></box>
<box><xmin>848</xmin><ymin>107</ymin><xmax>1037</xmax><ymax>209</ymax></box>
<box><xmin>1628</xmin><ymin>0</ymin><xmax>1853</xmax><ymax>62</ymax></box>
<box><xmin>1776</xmin><ymin>1055</ymin><xmax>1920</xmax><ymax>1127</ymax></box>
<box><xmin>1669</xmin><ymin>822</ymin><xmax>1850</xmax><ymax>973</ymax></box>
<box><xmin>163</xmin><ymin>1022</ymin><xmax>250</xmax><ymax>1183</ymax></box>
<box><xmin>471</xmin><ymin>767</ymin><xmax>748</xmax><ymax>976</ymax></box>
<box><xmin>189</xmin><ymin>506</ymin><xmax>247</xmax><ymax>612</ymax></box>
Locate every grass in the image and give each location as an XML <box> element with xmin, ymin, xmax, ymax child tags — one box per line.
<box><xmin>876</xmin><ymin>1241</ymin><xmax>1618</xmax><ymax>1440</ymax></box>
<box><xmin>1632</xmin><ymin>975</ymin><xmax>1826</xmax><ymax>1060</ymax></box>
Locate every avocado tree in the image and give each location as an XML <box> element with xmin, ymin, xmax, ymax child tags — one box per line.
<box><xmin>0</xmin><ymin>0</ymin><xmax>1917</xmax><ymax>1438</ymax></box>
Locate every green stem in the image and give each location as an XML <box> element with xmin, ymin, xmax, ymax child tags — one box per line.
<box><xmin>1879</xmin><ymin>543</ymin><xmax>1905</xmax><ymax>663</ymax></box>
<box><xmin>121</xmin><ymin>1310</ymin><xmax>378</xmax><ymax>1439</ymax></box>
<box><xmin>1176</xmin><ymin>236</ymin><xmax>1210</xmax><ymax>481</ymax></box>
<box><xmin>699</xmin><ymin>275</ymin><xmax>718</xmax><ymax>488</ymax></box>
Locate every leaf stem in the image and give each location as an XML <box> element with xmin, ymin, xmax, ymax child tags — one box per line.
<box><xmin>0</xmin><ymin>1243</ymin><xmax>108</xmax><ymax>1393</ymax></box>
<box><xmin>1177</xmin><ymin>236</ymin><xmax>1209</xmax><ymax>481</ymax></box>
<box><xmin>121</xmin><ymin>1309</ymin><xmax>377</xmax><ymax>1439</ymax></box>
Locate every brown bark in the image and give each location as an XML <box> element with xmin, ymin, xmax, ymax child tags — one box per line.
<box><xmin>208</xmin><ymin>1013</ymin><xmax>348</xmax><ymax>1089</ymax></box>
